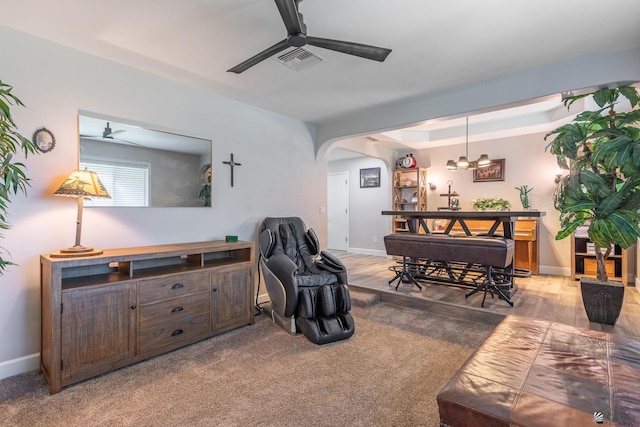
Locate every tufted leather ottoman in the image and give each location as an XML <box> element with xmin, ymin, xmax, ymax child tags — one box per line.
<box><xmin>437</xmin><ymin>315</ymin><xmax>640</xmax><ymax>426</ymax></box>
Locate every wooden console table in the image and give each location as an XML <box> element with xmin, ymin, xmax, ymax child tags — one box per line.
<box><xmin>41</xmin><ymin>240</ymin><xmax>255</xmax><ymax>394</ymax></box>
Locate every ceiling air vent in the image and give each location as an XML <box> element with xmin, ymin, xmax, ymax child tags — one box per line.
<box><xmin>273</xmin><ymin>47</ymin><xmax>324</xmax><ymax>71</ymax></box>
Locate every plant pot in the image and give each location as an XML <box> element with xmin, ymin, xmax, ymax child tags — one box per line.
<box><xmin>580</xmin><ymin>277</ymin><xmax>624</xmax><ymax>325</ymax></box>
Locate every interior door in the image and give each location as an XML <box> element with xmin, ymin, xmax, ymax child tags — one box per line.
<box><xmin>328</xmin><ymin>172</ymin><xmax>349</xmax><ymax>250</ymax></box>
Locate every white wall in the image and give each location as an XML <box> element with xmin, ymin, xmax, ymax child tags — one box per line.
<box><xmin>328</xmin><ymin>157</ymin><xmax>390</xmax><ymax>256</ymax></box>
<box><xmin>0</xmin><ymin>26</ymin><xmax>328</xmax><ymax>379</ymax></box>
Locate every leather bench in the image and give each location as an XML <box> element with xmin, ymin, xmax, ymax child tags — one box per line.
<box><xmin>383</xmin><ymin>233</ymin><xmax>514</xmax><ymax>268</ymax></box>
<box><xmin>383</xmin><ymin>233</ymin><xmax>515</xmax><ymax>305</ymax></box>
<box><xmin>437</xmin><ymin>315</ymin><xmax>640</xmax><ymax>426</ymax></box>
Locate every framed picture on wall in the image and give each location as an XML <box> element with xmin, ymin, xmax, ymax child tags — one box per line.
<box><xmin>473</xmin><ymin>159</ymin><xmax>505</xmax><ymax>182</ymax></box>
<box><xmin>360</xmin><ymin>167</ymin><xmax>381</xmax><ymax>188</ymax></box>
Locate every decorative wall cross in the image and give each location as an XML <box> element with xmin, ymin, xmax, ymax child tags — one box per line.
<box><xmin>223</xmin><ymin>153</ymin><xmax>242</xmax><ymax>187</ymax></box>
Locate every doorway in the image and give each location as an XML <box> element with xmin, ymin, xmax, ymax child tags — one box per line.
<box><xmin>327</xmin><ymin>172</ymin><xmax>349</xmax><ymax>250</ymax></box>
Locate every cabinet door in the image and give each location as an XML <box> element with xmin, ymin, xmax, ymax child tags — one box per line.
<box><xmin>61</xmin><ymin>282</ymin><xmax>137</xmax><ymax>381</ymax></box>
<box><xmin>211</xmin><ymin>265</ymin><xmax>252</xmax><ymax>333</ymax></box>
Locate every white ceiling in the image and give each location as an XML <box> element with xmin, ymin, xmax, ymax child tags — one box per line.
<box><xmin>3</xmin><ymin>0</ymin><xmax>640</xmax><ymax>152</ymax></box>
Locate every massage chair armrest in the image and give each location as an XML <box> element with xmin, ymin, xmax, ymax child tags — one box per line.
<box><xmin>318</xmin><ymin>250</ymin><xmax>348</xmax><ymax>284</ymax></box>
<box><xmin>265</xmin><ymin>253</ymin><xmax>299</xmax><ymax>292</ymax></box>
<box><xmin>264</xmin><ymin>253</ymin><xmax>301</xmax><ymax>318</ymax></box>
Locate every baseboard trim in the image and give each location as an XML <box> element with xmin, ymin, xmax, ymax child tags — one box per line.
<box><xmin>0</xmin><ymin>353</ymin><xmax>40</xmax><ymax>380</ymax></box>
<box><xmin>539</xmin><ymin>266</ymin><xmax>571</xmax><ymax>277</ymax></box>
<box><xmin>347</xmin><ymin>247</ymin><xmax>388</xmax><ymax>257</ymax></box>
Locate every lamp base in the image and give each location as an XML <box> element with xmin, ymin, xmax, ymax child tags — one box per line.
<box><xmin>50</xmin><ymin>246</ymin><xmax>103</xmax><ymax>258</ymax></box>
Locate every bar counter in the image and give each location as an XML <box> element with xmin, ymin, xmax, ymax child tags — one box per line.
<box><xmin>381</xmin><ymin>210</ymin><xmax>545</xmax><ymax>238</ymax></box>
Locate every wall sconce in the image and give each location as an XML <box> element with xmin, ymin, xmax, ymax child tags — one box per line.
<box><xmin>51</xmin><ymin>169</ymin><xmax>111</xmax><ymax>257</ymax></box>
<box><xmin>428</xmin><ymin>182</ymin><xmax>437</xmax><ymax>190</ymax></box>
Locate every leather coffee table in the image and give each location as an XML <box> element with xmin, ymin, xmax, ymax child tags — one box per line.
<box><xmin>437</xmin><ymin>315</ymin><xmax>640</xmax><ymax>426</ymax></box>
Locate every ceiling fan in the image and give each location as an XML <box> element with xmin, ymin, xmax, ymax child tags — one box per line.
<box><xmin>80</xmin><ymin>122</ymin><xmax>144</xmax><ymax>147</ymax></box>
<box><xmin>80</xmin><ymin>122</ymin><xmax>126</xmax><ymax>139</ymax></box>
<box><xmin>227</xmin><ymin>0</ymin><xmax>392</xmax><ymax>74</ymax></box>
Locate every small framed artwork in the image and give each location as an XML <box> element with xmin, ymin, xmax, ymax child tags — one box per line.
<box><xmin>32</xmin><ymin>127</ymin><xmax>56</xmax><ymax>153</ymax></box>
<box><xmin>360</xmin><ymin>167</ymin><xmax>381</xmax><ymax>188</ymax></box>
<box><xmin>473</xmin><ymin>159</ymin><xmax>505</xmax><ymax>182</ymax></box>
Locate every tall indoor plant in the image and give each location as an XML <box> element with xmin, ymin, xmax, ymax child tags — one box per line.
<box><xmin>545</xmin><ymin>85</ymin><xmax>640</xmax><ymax>324</ymax></box>
<box><xmin>0</xmin><ymin>81</ymin><xmax>37</xmax><ymax>274</ymax></box>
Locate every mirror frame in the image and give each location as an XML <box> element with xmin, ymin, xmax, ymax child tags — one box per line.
<box><xmin>78</xmin><ymin>111</ymin><xmax>212</xmax><ymax>208</ymax></box>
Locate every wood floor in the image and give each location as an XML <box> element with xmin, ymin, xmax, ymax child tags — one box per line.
<box><xmin>334</xmin><ymin>251</ymin><xmax>640</xmax><ymax>338</ymax></box>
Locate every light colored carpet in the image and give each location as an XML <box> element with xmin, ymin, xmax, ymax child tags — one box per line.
<box><xmin>0</xmin><ymin>301</ymin><xmax>494</xmax><ymax>427</ymax></box>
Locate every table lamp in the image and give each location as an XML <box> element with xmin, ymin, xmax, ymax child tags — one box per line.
<box><xmin>50</xmin><ymin>169</ymin><xmax>111</xmax><ymax>257</ymax></box>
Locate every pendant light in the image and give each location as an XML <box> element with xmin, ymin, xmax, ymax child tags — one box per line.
<box><xmin>445</xmin><ymin>116</ymin><xmax>491</xmax><ymax>170</ymax></box>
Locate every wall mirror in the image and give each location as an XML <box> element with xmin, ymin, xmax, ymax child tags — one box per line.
<box><xmin>78</xmin><ymin>113</ymin><xmax>212</xmax><ymax>207</ymax></box>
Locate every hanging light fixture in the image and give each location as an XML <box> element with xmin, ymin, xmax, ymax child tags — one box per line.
<box><xmin>445</xmin><ymin>116</ymin><xmax>492</xmax><ymax>170</ymax></box>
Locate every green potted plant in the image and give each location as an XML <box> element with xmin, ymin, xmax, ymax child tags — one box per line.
<box><xmin>198</xmin><ymin>163</ymin><xmax>211</xmax><ymax>207</ymax></box>
<box><xmin>515</xmin><ymin>185</ymin><xmax>533</xmax><ymax>209</ymax></box>
<box><xmin>0</xmin><ymin>81</ymin><xmax>37</xmax><ymax>275</ymax></box>
<box><xmin>545</xmin><ymin>85</ymin><xmax>640</xmax><ymax>325</ymax></box>
<box><xmin>470</xmin><ymin>196</ymin><xmax>511</xmax><ymax>211</ymax></box>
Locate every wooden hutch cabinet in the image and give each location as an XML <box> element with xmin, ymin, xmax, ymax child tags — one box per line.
<box><xmin>41</xmin><ymin>241</ymin><xmax>254</xmax><ymax>394</ymax></box>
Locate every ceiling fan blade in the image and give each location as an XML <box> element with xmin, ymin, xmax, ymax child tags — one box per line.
<box><xmin>274</xmin><ymin>0</ymin><xmax>303</xmax><ymax>35</ymax></box>
<box><xmin>306</xmin><ymin>37</ymin><xmax>391</xmax><ymax>62</ymax></box>
<box><xmin>227</xmin><ymin>39</ymin><xmax>290</xmax><ymax>74</ymax></box>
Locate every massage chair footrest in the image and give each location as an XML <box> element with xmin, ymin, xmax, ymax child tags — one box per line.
<box><xmin>296</xmin><ymin>283</ymin><xmax>355</xmax><ymax>345</ymax></box>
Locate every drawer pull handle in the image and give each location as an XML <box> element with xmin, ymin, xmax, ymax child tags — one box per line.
<box><xmin>171</xmin><ymin>329</ymin><xmax>184</xmax><ymax>336</ymax></box>
<box><xmin>171</xmin><ymin>306</ymin><xmax>184</xmax><ymax>313</ymax></box>
<box><xmin>171</xmin><ymin>283</ymin><xmax>184</xmax><ymax>290</ymax></box>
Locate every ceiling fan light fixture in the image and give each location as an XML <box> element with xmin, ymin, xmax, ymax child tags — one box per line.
<box><xmin>446</xmin><ymin>160</ymin><xmax>457</xmax><ymax>170</ymax></box>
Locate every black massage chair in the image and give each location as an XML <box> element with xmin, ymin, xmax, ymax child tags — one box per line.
<box><xmin>258</xmin><ymin>217</ymin><xmax>354</xmax><ymax>344</ymax></box>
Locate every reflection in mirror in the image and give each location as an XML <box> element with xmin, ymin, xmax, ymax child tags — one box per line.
<box><xmin>79</xmin><ymin>114</ymin><xmax>212</xmax><ymax>207</ymax></box>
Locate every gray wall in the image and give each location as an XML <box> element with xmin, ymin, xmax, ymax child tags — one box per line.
<box><xmin>328</xmin><ymin>157</ymin><xmax>389</xmax><ymax>255</ymax></box>
<box><xmin>0</xmin><ymin>25</ymin><xmax>325</xmax><ymax>378</ymax></box>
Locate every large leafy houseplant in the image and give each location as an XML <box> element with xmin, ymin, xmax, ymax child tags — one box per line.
<box><xmin>0</xmin><ymin>81</ymin><xmax>37</xmax><ymax>274</ymax></box>
<box><xmin>545</xmin><ymin>85</ymin><xmax>640</xmax><ymax>282</ymax></box>
<box><xmin>545</xmin><ymin>85</ymin><xmax>640</xmax><ymax>325</ymax></box>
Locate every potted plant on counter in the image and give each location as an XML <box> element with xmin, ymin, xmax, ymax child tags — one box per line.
<box><xmin>545</xmin><ymin>85</ymin><xmax>640</xmax><ymax>325</ymax></box>
<box><xmin>0</xmin><ymin>81</ymin><xmax>37</xmax><ymax>275</ymax></box>
<box><xmin>470</xmin><ymin>196</ymin><xmax>511</xmax><ymax>211</ymax></box>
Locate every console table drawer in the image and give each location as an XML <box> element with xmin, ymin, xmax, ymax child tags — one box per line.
<box><xmin>138</xmin><ymin>270</ymin><xmax>210</xmax><ymax>304</ymax></box>
<box><xmin>139</xmin><ymin>292</ymin><xmax>210</xmax><ymax>329</ymax></box>
<box><xmin>139</xmin><ymin>313</ymin><xmax>209</xmax><ymax>355</ymax></box>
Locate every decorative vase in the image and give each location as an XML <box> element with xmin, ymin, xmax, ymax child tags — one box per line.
<box><xmin>580</xmin><ymin>277</ymin><xmax>624</xmax><ymax>325</ymax></box>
